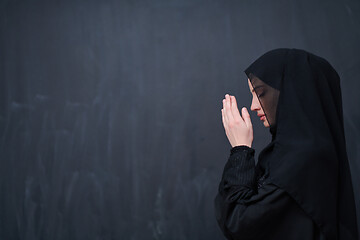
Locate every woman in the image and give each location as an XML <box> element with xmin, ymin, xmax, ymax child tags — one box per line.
<box><xmin>215</xmin><ymin>48</ymin><xmax>358</xmax><ymax>240</ymax></box>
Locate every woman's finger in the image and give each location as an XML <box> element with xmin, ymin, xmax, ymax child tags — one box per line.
<box><xmin>222</xmin><ymin>99</ymin><xmax>228</xmax><ymax>127</ymax></box>
<box><xmin>221</xmin><ymin>108</ymin><xmax>225</xmax><ymax>127</ymax></box>
<box><xmin>225</xmin><ymin>94</ymin><xmax>234</xmax><ymax>122</ymax></box>
<box><xmin>230</xmin><ymin>96</ymin><xmax>242</xmax><ymax>120</ymax></box>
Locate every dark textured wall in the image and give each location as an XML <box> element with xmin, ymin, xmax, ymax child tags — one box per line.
<box><xmin>1</xmin><ymin>0</ymin><xmax>359</xmax><ymax>239</ymax></box>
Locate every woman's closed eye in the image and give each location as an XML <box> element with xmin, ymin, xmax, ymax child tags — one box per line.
<box><xmin>258</xmin><ymin>92</ymin><xmax>265</xmax><ymax>98</ymax></box>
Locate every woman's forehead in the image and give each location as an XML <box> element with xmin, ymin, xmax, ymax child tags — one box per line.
<box><xmin>247</xmin><ymin>78</ymin><xmax>253</xmax><ymax>90</ymax></box>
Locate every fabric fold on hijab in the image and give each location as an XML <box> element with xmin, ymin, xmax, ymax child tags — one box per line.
<box><xmin>244</xmin><ymin>48</ymin><xmax>358</xmax><ymax>240</ymax></box>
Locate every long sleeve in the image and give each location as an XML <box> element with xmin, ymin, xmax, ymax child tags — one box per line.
<box><xmin>214</xmin><ymin>145</ymin><xmax>327</xmax><ymax>240</ymax></box>
<box><xmin>217</xmin><ymin>145</ymin><xmax>258</xmax><ymax>202</ymax></box>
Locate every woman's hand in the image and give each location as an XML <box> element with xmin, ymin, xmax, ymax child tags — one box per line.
<box><xmin>221</xmin><ymin>94</ymin><xmax>253</xmax><ymax>148</ymax></box>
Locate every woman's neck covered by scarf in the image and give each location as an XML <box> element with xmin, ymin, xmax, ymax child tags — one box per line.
<box><xmin>270</xmin><ymin>123</ymin><xmax>277</xmax><ymax>141</ymax></box>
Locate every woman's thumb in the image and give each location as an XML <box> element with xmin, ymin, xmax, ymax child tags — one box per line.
<box><xmin>242</xmin><ymin>107</ymin><xmax>252</xmax><ymax>127</ymax></box>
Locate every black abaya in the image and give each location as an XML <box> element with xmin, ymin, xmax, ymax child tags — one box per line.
<box><xmin>215</xmin><ymin>48</ymin><xmax>358</xmax><ymax>240</ymax></box>
<box><xmin>215</xmin><ymin>145</ymin><xmax>326</xmax><ymax>240</ymax></box>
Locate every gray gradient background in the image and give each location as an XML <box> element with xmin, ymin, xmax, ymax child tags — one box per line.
<box><xmin>0</xmin><ymin>0</ymin><xmax>359</xmax><ymax>239</ymax></box>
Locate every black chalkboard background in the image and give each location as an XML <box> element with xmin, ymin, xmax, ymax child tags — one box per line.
<box><xmin>1</xmin><ymin>0</ymin><xmax>359</xmax><ymax>239</ymax></box>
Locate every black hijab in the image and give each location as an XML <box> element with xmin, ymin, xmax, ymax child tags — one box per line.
<box><xmin>244</xmin><ymin>48</ymin><xmax>358</xmax><ymax>240</ymax></box>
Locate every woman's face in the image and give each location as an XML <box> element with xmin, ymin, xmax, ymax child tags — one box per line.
<box><xmin>248</xmin><ymin>78</ymin><xmax>270</xmax><ymax>128</ymax></box>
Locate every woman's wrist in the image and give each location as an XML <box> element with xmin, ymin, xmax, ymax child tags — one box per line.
<box><xmin>230</xmin><ymin>145</ymin><xmax>254</xmax><ymax>156</ymax></box>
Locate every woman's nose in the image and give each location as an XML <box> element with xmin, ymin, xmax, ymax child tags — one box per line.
<box><xmin>251</xmin><ymin>96</ymin><xmax>260</xmax><ymax>111</ymax></box>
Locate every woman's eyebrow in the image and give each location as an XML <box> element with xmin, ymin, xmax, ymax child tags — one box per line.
<box><xmin>251</xmin><ymin>85</ymin><xmax>264</xmax><ymax>92</ymax></box>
